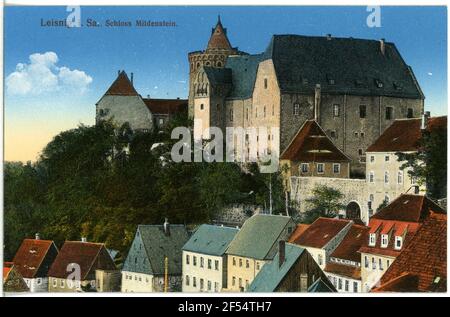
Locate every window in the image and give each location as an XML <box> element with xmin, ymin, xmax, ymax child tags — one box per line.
<box><xmin>263</xmin><ymin>106</ymin><xmax>266</xmax><ymax>118</ymax></box>
<box><xmin>387</xmin><ymin>260</ymin><xmax>390</xmax><ymax>267</ymax></box>
<box><xmin>239</xmin><ymin>259</ymin><xmax>243</xmax><ymax>267</ymax></box>
<box><xmin>345</xmin><ymin>280</ymin><xmax>349</xmax><ymax>292</ymax></box>
<box><xmin>245</xmin><ymin>280</ymin><xmax>249</xmax><ymax>289</ymax></box>
<box><xmin>395</xmin><ymin>236</ymin><xmax>403</xmax><ymax>250</ymax></box>
<box><xmin>375</xmin><ymin>79</ymin><xmax>383</xmax><ymax>88</ymax></box>
<box><xmin>364</xmin><ymin>256</ymin><xmax>369</xmax><ymax>268</ymax></box>
<box><xmin>239</xmin><ymin>278</ymin><xmax>242</xmax><ymax>288</ymax></box>
<box><xmin>317</xmin><ymin>163</ymin><xmax>324</xmax><ymax>174</ymax></box>
<box><xmin>200</xmin><ymin>257</ymin><xmax>204</xmax><ymax>268</ymax></box>
<box><xmin>193</xmin><ymin>256</ymin><xmax>197</xmax><ymax>266</ymax></box>
<box><xmin>256</xmin><ymin>262</ymin><xmax>260</xmax><ymax>271</ymax></box>
<box><xmin>246</xmin><ymin>108</ymin><xmax>249</xmax><ymax>121</ymax></box>
<box><xmin>246</xmin><ymin>260</ymin><xmax>249</xmax><ymax>268</ymax></box>
<box><xmin>301</xmin><ymin>163</ymin><xmax>309</xmax><ymax>173</ymax></box>
<box><xmin>52</xmin><ymin>278</ymin><xmax>57</xmax><ymax>287</ymax></box>
<box><xmin>232</xmin><ymin>277</ymin><xmax>236</xmax><ymax>286</ymax></box>
<box><xmin>370</xmin><ymin>156</ymin><xmax>375</xmax><ymax>163</ymax></box>
<box><xmin>264</xmin><ymin>78</ymin><xmax>268</xmax><ymax>89</ymax></box>
<box><xmin>186</xmin><ymin>254</ymin><xmax>190</xmax><ymax>265</ymax></box>
<box><xmin>353</xmin><ymin>282</ymin><xmax>358</xmax><ymax>292</ymax></box>
<box><xmin>300</xmin><ymin>274</ymin><xmax>308</xmax><ymax>292</ymax></box>
<box><xmin>200</xmin><ymin>104</ymin><xmax>204</xmax><ymax>110</ymax></box>
<box><xmin>369</xmin><ymin>172</ymin><xmax>374</xmax><ymax>183</ymax></box>
<box><xmin>333</xmin><ymin>163</ymin><xmax>340</xmax><ymax>174</ymax></box>
<box><xmin>215</xmin><ymin>260</ymin><xmax>219</xmax><ymax>270</ymax></box>
<box><xmin>407</xmin><ymin>108</ymin><xmax>414</xmax><ymax>118</ymax></box>
<box><xmin>330</xmin><ymin>130</ymin><xmax>337</xmax><ymax>139</ymax></box>
<box><xmin>214</xmin><ymin>282</ymin><xmax>219</xmax><ymax>292</ymax></box>
<box><xmin>207</xmin><ymin>280</ymin><xmax>212</xmax><ymax>291</ymax></box>
<box><xmin>360</xmin><ymin>105</ymin><xmax>366</xmax><ymax>118</ymax></box>
<box><xmin>381</xmin><ymin>234</ymin><xmax>389</xmax><ymax>248</ymax></box>
<box><xmin>230</xmin><ymin>109</ymin><xmax>234</xmax><ymax>122</ymax></box>
<box><xmin>200</xmin><ymin>278</ymin><xmax>204</xmax><ymax>290</ymax></box>
<box><xmin>358</xmin><ymin>149</ymin><xmax>363</xmax><ymax>156</ymax></box>
<box><xmin>36</xmin><ymin>278</ymin><xmax>42</xmax><ymax>285</ymax></box>
<box><xmin>384</xmin><ymin>171</ymin><xmax>389</xmax><ymax>184</ymax></box>
<box><xmin>379</xmin><ymin>259</ymin><xmax>384</xmax><ymax>270</ymax></box>
<box><xmin>208</xmin><ymin>259</ymin><xmax>212</xmax><ymax>269</ymax></box>
<box><xmin>217</xmin><ymin>61</ymin><xmax>222</xmax><ymax>67</ymax></box>
<box><xmin>369</xmin><ymin>233</ymin><xmax>376</xmax><ymax>246</ymax></box>
<box><xmin>159</xmin><ymin>118</ymin><xmax>164</xmax><ymax>125</ymax></box>
<box><xmin>372</xmin><ymin>257</ymin><xmax>376</xmax><ymax>270</ymax></box>
<box><xmin>232</xmin><ymin>257</ymin><xmax>236</xmax><ymax>266</ymax></box>
<box><xmin>293</xmin><ymin>103</ymin><xmax>300</xmax><ymax>115</ymax></box>
<box><xmin>333</xmin><ymin>104</ymin><xmax>340</xmax><ymax>117</ymax></box>
<box><xmin>60</xmin><ymin>279</ymin><xmax>65</xmax><ymax>288</ymax></box>
<box><xmin>318</xmin><ymin>254</ymin><xmax>323</xmax><ymax>266</ymax></box>
<box><xmin>338</xmin><ymin>278</ymin><xmax>342</xmax><ymax>290</ymax></box>
<box><xmin>186</xmin><ymin>275</ymin><xmax>190</xmax><ymax>286</ymax></box>
<box><xmin>385</xmin><ymin>107</ymin><xmax>393</xmax><ymax>120</ymax></box>
<box><xmin>384</xmin><ymin>195</ymin><xmax>390</xmax><ymax>204</ymax></box>
<box><xmin>398</xmin><ymin>171</ymin><xmax>403</xmax><ymax>184</ymax></box>
<box><xmin>385</xmin><ymin>155</ymin><xmax>390</xmax><ymax>162</ymax></box>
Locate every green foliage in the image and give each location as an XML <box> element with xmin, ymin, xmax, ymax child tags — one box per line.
<box><xmin>4</xmin><ymin>118</ymin><xmax>285</xmax><ymax>262</ymax></box>
<box><xmin>303</xmin><ymin>185</ymin><xmax>345</xmax><ymax>224</ymax></box>
<box><xmin>396</xmin><ymin>127</ymin><xmax>447</xmax><ymax>199</ymax></box>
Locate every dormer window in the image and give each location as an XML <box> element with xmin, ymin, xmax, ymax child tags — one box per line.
<box><xmin>326</xmin><ymin>74</ymin><xmax>335</xmax><ymax>85</ymax></box>
<box><xmin>369</xmin><ymin>233</ymin><xmax>377</xmax><ymax>246</ymax></box>
<box><xmin>393</xmin><ymin>81</ymin><xmax>403</xmax><ymax>90</ymax></box>
<box><xmin>381</xmin><ymin>234</ymin><xmax>389</xmax><ymax>248</ymax></box>
<box><xmin>394</xmin><ymin>236</ymin><xmax>403</xmax><ymax>250</ymax></box>
<box><xmin>375</xmin><ymin>79</ymin><xmax>383</xmax><ymax>88</ymax></box>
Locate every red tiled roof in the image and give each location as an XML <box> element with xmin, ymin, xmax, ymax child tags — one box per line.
<box><xmin>280</xmin><ymin>120</ymin><xmax>350</xmax><ymax>162</ymax></box>
<box><xmin>207</xmin><ymin>19</ymin><xmax>233</xmax><ymax>51</ymax></box>
<box><xmin>330</xmin><ymin>224</ymin><xmax>369</xmax><ymax>262</ymax></box>
<box><xmin>104</xmin><ymin>71</ymin><xmax>138</xmax><ymax>96</ymax></box>
<box><xmin>48</xmin><ymin>241</ymin><xmax>113</xmax><ymax>280</ymax></box>
<box><xmin>291</xmin><ymin>217</ymin><xmax>351</xmax><ymax>249</ymax></box>
<box><xmin>142</xmin><ymin>98</ymin><xmax>188</xmax><ymax>115</ymax></box>
<box><xmin>372</xmin><ymin>212</ymin><xmax>447</xmax><ymax>292</ymax></box>
<box><xmin>366</xmin><ymin>116</ymin><xmax>447</xmax><ymax>152</ymax></box>
<box><xmin>12</xmin><ymin>239</ymin><xmax>56</xmax><ymax>278</ymax></box>
<box><xmin>372</xmin><ymin>194</ymin><xmax>445</xmax><ymax>223</ymax></box>
<box><xmin>288</xmin><ymin>224</ymin><xmax>310</xmax><ymax>243</ymax></box>
<box><xmin>324</xmin><ymin>262</ymin><xmax>361</xmax><ymax>280</ymax></box>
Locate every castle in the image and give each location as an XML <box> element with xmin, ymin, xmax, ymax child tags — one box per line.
<box><xmin>189</xmin><ymin>17</ymin><xmax>424</xmax><ymax>174</ymax></box>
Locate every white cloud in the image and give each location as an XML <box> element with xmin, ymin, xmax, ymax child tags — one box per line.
<box><xmin>428</xmin><ymin>72</ymin><xmax>433</xmax><ymax>76</ymax></box>
<box><xmin>6</xmin><ymin>51</ymin><xmax>92</xmax><ymax>96</ymax></box>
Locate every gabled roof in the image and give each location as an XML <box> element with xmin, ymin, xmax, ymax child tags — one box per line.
<box><xmin>207</xmin><ymin>17</ymin><xmax>233</xmax><ymax>51</ymax></box>
<box><xmin>135</xmin><ymin>224</ymin><xmax>190</xmax><ymax>275</ymax></box>
<box><xmin>263</xmin><ymin>34</ymin><xmax>423</xmax><ymax>99</ymax></box>
<box><xmin>203</xmin><ymin>66</ymin><xmax>232</xmax><ymax>86</ymax></box>
<box><xmin>330</xmin><ymin>224</ymin><xmax>369</xmax><ymax>262</ymax></box>
<box><xmin>372</xmin><ymin>194</ymin><xmax>445</xmax><ymax>223</ymax></box>
<box><xmin>247</xmin><ymin>243</ymin><xmax>305</xmax><ymax>292</ymax></box>
<box><xmin>104</xmin><ymin>71</ymin><xmax>138</xmax><ymax>96</ymax></box>
<box><xmin>226</xmin><ymin>214</ymin><xmax>293</xmax><ymax>260</ymax></box>
<box><xmin>373</xmin><ymin>212</ymin><xmax>447</xmax><ymax>292</ymax></box>
<box><xmin>225</xmin><ymin>54</ymin><xmax>264</xmax><ymax>99</ymax></box>
<box><xmin>12</xmin><ymin>239</ymin><xmax>58</xmax><ymax>278</ymax></box>
<box><xmin>182</xmin><ymin>224</ymin><xmax>238</xmax><ymax>256</ymax></box>
<box><xmin>366</xmin><ymin>116</ymin><xmax>447</xmax><ymax>152</ymax></box>
<box><xmin>324</xmin><ymin>262</ymin><xmax>361</xmax><ymax>280</ymax></box>
<box><xmin>291</xmin><ymin>217</ymin><xmax>352</xmax><ymax>249</ymax></box>
<box><xmin>142</xmin><ymin>98</ymin><xmax>188</xmax><ymax>115</ymax></box>
<box><xmin>280</xmin><ymin>120</ymin><xmax>350</xmax><ymax>162</ymax></box>
<box><xmin>308</xmin><ymin>277</ymin><xmax>336</xmax><ymax>292</ymax></box>
<box><xmin>48</xmin><ymin>241</ymin><xmax>114</xmax><ymax>279</ymax></box>
<box><xmin>288</xmin><ymin>224</ymin><xmax>310</xmax><ymax>243</ymax></box>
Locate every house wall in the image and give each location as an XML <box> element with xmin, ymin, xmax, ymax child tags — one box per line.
<box><xmin>121</xmin><ymin>271</ymin><xmax>154</xmax><ymax>292</ymax></box>
<box><xmin>283</xmin><ymin>161</ymin><xmax>350</xmax><ymax>179</ymax></box>
<box><xmin>182</xmin><ymin>251</ymin><xmax>225</xmax><ymax>292</ymax></box>
<box><xmin>96</xmin><ymin>95</ymin><xmax>153</xmax><ymax>131</ymax></box>
<box><xmin>48</xmin><ymin>277</ymin><xmax>94</xmax><ymax>292</ymax></box>
<box><xmin>366</xmin><ymin>151</ymin><xmax>426</xmax><ymax>214</ymax></box>
<box><xmin>23</xmin><ymin>277</ymin><xmax>48</xmax><ymax>292</ymax></box>
<box><xmin>95</xmin><ymin>270</ymin><xmax>121</xmax><ymax>292</ymax></box>
<box><xmin>325</xmin><ymin>272</ymin><xmax>361</xmax><ymax>293</ymax></box>
<box><xmin>360</xmin><ymin>252</ymin><xmax>395</xmax><ymax>292</ymax></box>
<box><xmin>225</xmin><ymin>255</ymin><xmax>266</xmax><ymax>292</ymax></box>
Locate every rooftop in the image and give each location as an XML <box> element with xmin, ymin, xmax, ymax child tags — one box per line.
<box><xmin>182</xmin><ymin>224</ymin><xmax>239</xmax><ymax>256</ymax></box>
<box><xmin>12</xmin><ymin>238</ymin><xmax>57</xmax><ymax>278</ymax></box>
<box><xmin>104</xmin><ymin>70</ymin><xmax>138</xmax><ymax>96</ymax></box>
<box><xmin>142</xmin><ymin>98</ymin><xmax>187</xmax><ymax>115</ymax></box>
<box><xmin>330</xmin><ymin>224</ymin><xmax>369</xmax><ymax>263</ymax></box>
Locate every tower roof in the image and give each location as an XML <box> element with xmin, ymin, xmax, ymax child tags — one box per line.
<box><xmin>104</xmin><ymin>70</ymin><xmax>138</xmax><ymax>96</ymax></box>
<box><xmin>206</xmin><ymin>16</ymin><xmax>233</xmax><ymax>51</ymax></box>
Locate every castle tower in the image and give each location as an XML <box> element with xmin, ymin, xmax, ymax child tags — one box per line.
<box><xmin>188</xmin><ymin>16</ymin><xmax>244</xmax><ymax>117</ymax></box>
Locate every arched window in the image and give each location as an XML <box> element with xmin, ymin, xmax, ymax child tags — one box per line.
<box><xmin>217</xmin><ymin>61</ymin><xmax>222</xmax><ymax>67</ymax></box>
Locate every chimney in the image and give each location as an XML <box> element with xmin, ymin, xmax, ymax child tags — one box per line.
<box><xmin>163</xmin><ymin>218</ymin><xmax>170</xmax><ymax>236</ymax></box>
<box><xmin>421</xmin><ymin>111</ymin><xmax>430</xmax><ymax>130</ymax></box>
<box><xmin>326</xmin><ymin>33</ymin><xmax>332</xmax><ymax>40</ymax></box>
<box><xmin>314</xmin><ymin>84</ymin><xmax>321</xmax><ymax>122</ymax></box>
<box><xmin>380</xmin><ymin>38</ymin><xmax>386</xmax><ymax>55</ymax></box>
<box><xmin>81</xmin><ymin>237</ymin><xmax>87</xmax><ymax>243</ymax></box>
<box><xmin>278</xmin><ymin>240</ymin><xmax>286</xmax><ymax>268</ymax></box>
<box><xmin>35</xmin><ymin>233</ymin><xmax>40</xmax><ymax>240</ymax></box>
<box><xmin>130</xmin><ymin>72</ymin><xmax>134</xmax><ymax>85</ymax></box>
<box><xmin>147</xmin><ymin>94</ymin><xmax>150</xmax><ymax>99</ymax></box>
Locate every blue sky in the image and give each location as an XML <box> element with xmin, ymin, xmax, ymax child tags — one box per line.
<box><xmin>4</xmin><ymin>6</ymin><xmax>447</xmax><ymax>161</ymax></box>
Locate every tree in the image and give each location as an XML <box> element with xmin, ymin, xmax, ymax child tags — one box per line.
<box><xmin>397</xmin><ymin>126</ymin><xmax>447</xmax><ymax>200</ymax></box>
<box><xmin>303</xmin><ymin>185</ymin><xmax>345</xmax><ymax>223</ymax></box>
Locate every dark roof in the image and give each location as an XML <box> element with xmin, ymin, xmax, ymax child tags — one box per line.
<box><xmin>207</xmin><ymin>18</ymin><xmax>233</xmax><ymax>50</ymax></box>
<box><xmin>373</xmin><ymin>212</ymin><xmax>447</xmax><ymax>292</ymax></box>
<box><xmin>130</xmin><ymin>224</ymin><xmax>190</xmax><ymax>275</ymax></box>
<box><xmin>324</xmin><ymin>262</ymin><xmax>361</xmax><ymax>280</ymax></box>
<box><xmin>225</xmin><ymin>54</ymin><xmax>264</xmax><ymax>99</ymax></box>
<box><xmin>142</xmin><ymin>98</ymin><xmax>187</xmax><ymax>115</ymax></box>
<box><xmin>308</xmin><ymin>277</ymin><xmax>337</xmax><ymax>292</ymax></box>
<box><xmin>182</xmin><ymin>224</ymin><xmax>238</xmax><ymax>256</ymax></box>
<box><xmin>367</xmin><ymin>116</ymin><xmax>447</xmax><ymax>152</ymax></box>
<box><xmin>263</xmin><ymin>35</ymin><xmax>423</xmax><ymax>99</ymax></box>
<box><xmin>291</xmin><ymin>217</ymin><xmax>352</xmax><ymax>249</ymax></box>
<box><xmin>372</xmin><ymin>194</ymin><xmax>445</xmax><ymax>223</ymax></box>
<box><xmin>203</xmin><ymin>67</ymin><xmax>232</xmax><ymax>86</ymax></box>
<box><xmin>226</xmin><ymin>214</ymin><xmax>294</xmax><ymax>260</ymax></box>
<box><xmin>280</xmin><ymin>120</ymin><xmax>350</xmax><ymax>162</ymax></box>
<box><xmin>48</xmin><ymin>241</ymin><xmax>115</xmax><ymax>279</ymax></box>
<box><xmin>330</xmin><ymin>224</ymin><xmax>369</xmax><ymax>262</ymax></box>
<box><xmin>247</xmin><ymin>243</ymin><xmax>305</xmax><ymax>292</ymax></box>
<box><xmin>12</xmin><ymin>239</ymin><xmax>57</xmax><ymax>278</ymax></box>
<box><xmin>104</xmin><ymin>71</ymin><xmax>138</xmax><ymax>96</ymax></box>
